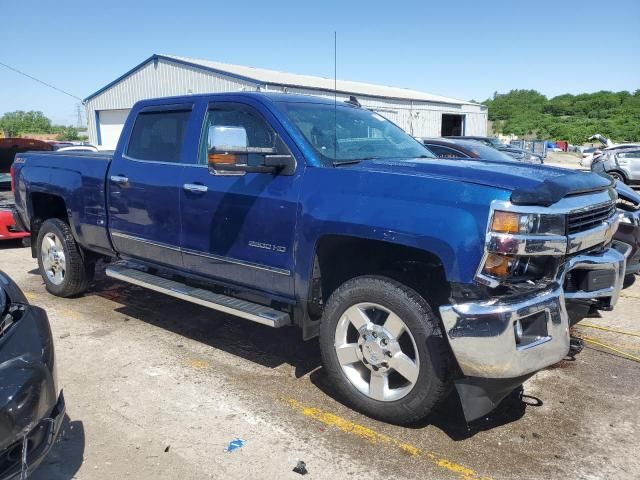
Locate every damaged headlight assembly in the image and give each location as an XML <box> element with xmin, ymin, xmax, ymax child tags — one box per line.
<box><xmin>476</xmin><ymin>210</ymin><xmax>566</xmax><ymax>287</ymax></box>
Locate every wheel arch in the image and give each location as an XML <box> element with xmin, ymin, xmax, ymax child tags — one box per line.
<box><xmin>298</xmin><ymin>234</ymin><xmax>451</xmax><ymax>340</ymax></box>
<box><xmin>29</xmin><ymin>192</ymin><xmax>71</xmax><ymax>258</ymax></box>
<box><xmin>607</xmin><ymin>169</ymin><xmax>628</xmax><ymax>183</ymax></box>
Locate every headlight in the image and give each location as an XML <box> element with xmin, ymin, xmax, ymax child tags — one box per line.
<box><xmin>491</xmin><ymin>211</ymin><xmax>566</xmax><ymax>236</ymax></box>
<box><xmin>481</xmin><ymin>253</ymin><xmax>553</xmax><ymax>281</ymax></box>
<box><xmin>527</xmin><ymin>154</ymin><xmax>541</xmax><ymax>163</ymax></box>
<box><xmin>477</xmin><ymin>210</ymin><xmax>566</xmax><ymax>286</ymax></box>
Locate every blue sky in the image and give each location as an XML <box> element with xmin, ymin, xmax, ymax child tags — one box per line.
<box><xmin>1</xmin><ymin>0</ymin><xmax>638</xmax><ymax>126</ymax></box>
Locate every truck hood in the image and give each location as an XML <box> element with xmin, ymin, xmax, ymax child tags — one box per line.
<box><xmin>348</xmin><ymin>158</ymin><xmax>614</xmax><ymax>206</ymax></box>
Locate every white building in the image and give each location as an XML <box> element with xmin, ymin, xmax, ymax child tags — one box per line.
<box><xmin>84</xmin><ymin>54</ymin><xmax>488</xmax><ymax>149</ymax></box>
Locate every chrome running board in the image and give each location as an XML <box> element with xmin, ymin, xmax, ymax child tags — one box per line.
<box><xmin>105</xmin><ymin>265</ymin><xmax>290</xmax><ymax>328</ymax></box>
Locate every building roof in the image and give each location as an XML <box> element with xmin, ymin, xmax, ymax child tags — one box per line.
<box><xmin>84</xmin><ymin>54</ymin><xmax>480</xmax><ymax>107</ymax></box>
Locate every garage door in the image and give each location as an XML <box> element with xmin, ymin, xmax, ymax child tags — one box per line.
<box><xmin>97</xmin><ymin>109</ymin><xmax>130</xmax><ymax>149</ymax></box>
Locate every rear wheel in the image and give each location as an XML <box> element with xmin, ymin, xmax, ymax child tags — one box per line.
<box><xmin>319</xmin><ymin>275</ymin><xmax>452</xmax><ymax>425</ymax></box>
<box><xmin>36</xmin><ymin>219</ymin><xmax>94</xmax><ymax>297</ymax></box>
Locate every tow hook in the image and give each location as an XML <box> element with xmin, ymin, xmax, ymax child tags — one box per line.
<box><xmin>568</xmin><ymin>336</ymin><xmax>585</xmax><ymax>358</ymax></box>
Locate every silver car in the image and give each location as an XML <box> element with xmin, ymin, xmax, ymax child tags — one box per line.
<box><xmin>591</xmin><ymin>147</ymin><xmax>640</xmax><ymax>183</ymax></box>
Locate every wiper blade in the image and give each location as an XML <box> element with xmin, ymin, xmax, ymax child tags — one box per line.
<box><xmin>333</xmin><ymin>160</ymin><xmax>362</xmax><ymax>167</ymax></box>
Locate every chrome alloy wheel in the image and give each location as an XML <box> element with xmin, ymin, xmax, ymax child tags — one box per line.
<box><xmin>334</xmin><ymin>302</ymin><xmax>420</xmax><ymax>401</ymax></box>
<box><xmin>41</xmin><ymin>232</ymin><xmax>66</xmax><ymax>285</ymax></box>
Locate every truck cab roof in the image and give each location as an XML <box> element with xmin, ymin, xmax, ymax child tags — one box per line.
<box><xmin>131</xmin><ymin>91</ymin><xmax>352</xmax><ymax>109</ymax></box>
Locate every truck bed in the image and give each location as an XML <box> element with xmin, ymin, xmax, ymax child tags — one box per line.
<box><xmin>12</xmin><ymin>150</ymin><xmax>115</xmax><ymax>256</ymax></box>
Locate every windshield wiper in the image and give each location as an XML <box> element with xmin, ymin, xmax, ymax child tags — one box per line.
<box><xmin>333</xmin><ymin>160</ymin><xmax>362</xmax><ymax>167</ymax></box>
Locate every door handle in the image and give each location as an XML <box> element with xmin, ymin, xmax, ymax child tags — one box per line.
<box><xmin>183</xmin><ymin>183</ymin><xmax>208</xmax><ymax>193</ymax></box>
<box><xmin>110</xmin><ymin>175</ymin><xmax>129</xmax><ymax>185</ymax></box>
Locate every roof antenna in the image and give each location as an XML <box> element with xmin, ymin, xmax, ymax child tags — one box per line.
<box><xmin>345</xmin><ymin>95</ymin><xmax>361</xmax><ymax>107</ymax></box>
<box><xmin>334</xmin><ymin>31</ymin><xmax>337</xmax><ymax>160</ymax></box>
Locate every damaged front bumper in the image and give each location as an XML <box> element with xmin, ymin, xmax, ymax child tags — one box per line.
<box><xmin>614</xmin><ymin>210</ymin><xmax>640</xmax><ymax>276</ymax></box>
<box><xmin>0</xmin><ymin>271</ymin><xmax>64</xmax><ymax>479</ymax></box>
<box><xmin>439</xmin><ymin>245</ymin><xmax>628</xmax><ymax>421</ymax></box>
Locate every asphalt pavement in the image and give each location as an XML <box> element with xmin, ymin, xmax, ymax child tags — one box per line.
<box><xmin>0</xmin><ymin>243</ymin><xmax>638</xmax><ymax>480</ymax></box>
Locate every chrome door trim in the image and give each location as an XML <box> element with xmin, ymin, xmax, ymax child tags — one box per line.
<box><xmin>182</xmin><ymin>247</ymin><xmax>291</xmax><ymax>276</ymax></box>
<box><xmin>111</xmin><ymin>231</ymin><xmax>181</xmax><ymax>252</ymax></box>
<box><xmin>110</xmin><ymin>232</ymin><xmax>291</xmax><ymax>276</ymax></box>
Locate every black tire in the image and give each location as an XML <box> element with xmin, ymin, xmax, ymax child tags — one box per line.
<box><xmin>608</xmin><ymin>170</ymin><xmax>627</xmax><ymax>184</ymax></box>
<box><xmin>36</xmin><ymin>218</ymin><xmax>94</xmax><ymax>297</ymax></box>
<box><xmin>319</xmin><ymin>275</ymin><xmax>452</xmax><ymax>425</ymax></box>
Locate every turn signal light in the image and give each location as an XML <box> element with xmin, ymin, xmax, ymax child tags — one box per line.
<box><xmin>208</xmin><ymin>153</ymin><xmax>237</xmax><ymax>165</ymax></box>
<box><xmin>483</xmin><ymin>253</ymin><xmax>513</xmax><ymax>277</ymax></box>
<box><xmin>491</xmin><ymin>211</ymin><xmax>520</xmax><ymax>234</ymax></box>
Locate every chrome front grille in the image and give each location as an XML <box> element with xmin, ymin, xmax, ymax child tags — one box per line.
<box><xmin>567</xmin><ymin>202</ymin><xmax>616</xmax><ymax>235</ymax></box>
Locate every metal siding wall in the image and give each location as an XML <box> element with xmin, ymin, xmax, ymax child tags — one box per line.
<box><xmin>85</xmin><ymin>59</ymin><xmax>488</xmax><ymax>144</ymax></box>
<box><xmin>263</xmin><ymin>85</ymin><xmax>487</xmax><ymax>137</ymax></box>
<box><xmin>85</xmin><ymin>59</ymin><xmax>258</xmax><ymax>144</ymax></box>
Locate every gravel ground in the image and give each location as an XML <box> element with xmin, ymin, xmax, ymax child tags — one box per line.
<box><xmin>543</xmin><ymin>152</ymin><xmax>586</xmax><ymax>170</ymax></box>
<box><xmin>0</xmin><ymin>243</ymin><xmax>639</xmax><ymax>480</ymax></box>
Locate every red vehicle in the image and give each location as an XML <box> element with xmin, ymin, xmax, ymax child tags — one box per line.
<box><xmin>0</xmin><ymin>138</ymin><xmax>52</xmax><ymax>246</ymax></box>
<box><xmin>0</xmin><ymin>138</ymin><xmax>54</xmax><ymax>172</ymax></box>
<box><xmin>0</xmin><ymin>207</ymin><xmax>29</xmax><ymax>245</ymax></box>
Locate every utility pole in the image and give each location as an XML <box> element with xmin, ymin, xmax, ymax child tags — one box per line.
<box><xmin>76</xmin><ymin>103</ymin><xmax>85</xmax><ymax>128</ymax></box>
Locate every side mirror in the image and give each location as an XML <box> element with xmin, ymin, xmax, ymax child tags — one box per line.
<box><xmin>207</xmin><ymin>125</ymin><xmax>295</xmax><ymax>175</ymax></box>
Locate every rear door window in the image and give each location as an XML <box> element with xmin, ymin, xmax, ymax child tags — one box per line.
<box><xmin>126</xmin><ymin>110</ymin><xmax>191</xmax><ymax>163</ymax></box>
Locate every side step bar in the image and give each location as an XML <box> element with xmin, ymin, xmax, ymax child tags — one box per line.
<box><xmin>105</xmin><ymin>265</ymin><xmax>291</xmax><ymax>328</ymax></box>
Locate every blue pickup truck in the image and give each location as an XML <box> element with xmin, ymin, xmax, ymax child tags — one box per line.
<box><xmin>10</xmin><ymin>92</ymin><xmax>628</xmax><ymax>424</ymax></box>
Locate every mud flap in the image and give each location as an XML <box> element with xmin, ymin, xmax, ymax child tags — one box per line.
<box><xmin>454</xmin><ymin>374</ymin><xmax>534</xmax><ymax>422</ymax></box>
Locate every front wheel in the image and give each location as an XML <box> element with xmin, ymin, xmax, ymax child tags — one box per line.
<box><xmin>319</xmin><ymin>276</ymin><xmax>452</xmax><ymax>425</ymax></box>
<box><xmin>36</xmin><ymin>218</ymin><xmax>94</xmax><ymax>297</ymax></box>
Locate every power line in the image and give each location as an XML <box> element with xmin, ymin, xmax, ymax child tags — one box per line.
<box><xmin>0</xmin><ymin>59</ymin><xmax>83</xmax><ymax>101</ymax></box>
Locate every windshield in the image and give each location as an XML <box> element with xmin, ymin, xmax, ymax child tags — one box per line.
<box><xmin>279</xmin><ymin>102</ymin><xmax>434</xmax><ymax>163</ymax></box>
<box><xmin>487</xmin><ymin>137</ymin><xmax>508</xmax><ymax>148</ymax></box>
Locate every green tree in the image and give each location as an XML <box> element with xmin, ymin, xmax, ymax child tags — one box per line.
<box><xmin>484</xmin><ymin>89</ymin><xmax>640</xmax><ymax>143</ymax></box>
<box><xmin>0</xmin><ymin>110</ymin><xmax>52</xmax><ymax>136</ymax></box>
<box><xmin>54</xmin><ymin>126</ymin><xmax>81</xmax><ymax>141</ymax></box>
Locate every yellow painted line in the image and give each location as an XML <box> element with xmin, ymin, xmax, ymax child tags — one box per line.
<box><xmin>619</xmin><ymin>292</ymin><xmax>640</xmax><ymax>300</ymax></box>
<box><xmin>576</xmin><ymin>323</ymin><xmax>640</xmax><ymax>338</ymax></box>
<box><xmin>24</xmin><ymin>291</ymin><xmax>37</xmax><ymax>301</ymax></box>
<box><xmin>187</xmin><ymin>358</ymin><xmax>210</xmax><ymax>369</ymax></box>
<box><xmin>58</xmin><ymin>307</ymin><xmax>83</xmax><ymax>321</ymax></box>
<box><xmin>579</xmin><ymin>336</ymin><xmax>640</xmax><ymax>363</ymax></box>
<box><xmin>283</xmin><ymin>398</ymin><xmax>491</xmax><ymax>480</ymax></box>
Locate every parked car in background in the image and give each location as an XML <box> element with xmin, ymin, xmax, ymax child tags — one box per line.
<box><xmin>0</xmin><ymin>271</ymin><xmax>65</xmax><ymax>479</ymax></box>
<box><xmin>420</xmin><ymin>138</ymin><xmax>521</xmax><ymax>162</ymax></box>
<box><xmin>0</xmin><ymin>138</ymin><xmax>54</xmax><ymax>173</ymax></box>
<box><xmin>48</xmin><ymin>141</ymin><xmax>75</xmax><ymax>150</ymax></box>
<box><xmin>587</xmin><ymin>144</ymin><xmax>640</xmax><ymax>170</ymax></box>
<box><xmin>591</xmin><ymin>147</ymin><xmax>640</xmax><ymax>184</ymax></box>
<box><xmin>579</xmin><ymin>147</ymin><xmax>599</xmax><ymax>167</ymax></box>
<box><xmin>614</xmin><ymin>182</ymin><xmax>640</xmax><ymax>279</ymax></box>
<box><xmin>445</xmin><ymin>136</ymin><xmax>543</xmax><ymax>164</ymax></box>
<box><xmin>56</xmin><ymin>145</ymin><xmax>99</xmax><ymax>153</ymax></box>
<box><xmin>0</xmin><ymin>173</ymin><xmax>10</xmax><ymax>192</ymax></box>
<box><xmin>0</xmin><ymin>207</ymin><xmax>30</xmax><ymax>245</ymax></box>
